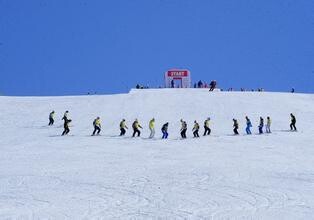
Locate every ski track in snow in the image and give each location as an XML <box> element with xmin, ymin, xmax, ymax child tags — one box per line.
<box><xmin>0</xmin><ymin>90</ymin><xmax>314</xmax><ymax>219</ymax></box>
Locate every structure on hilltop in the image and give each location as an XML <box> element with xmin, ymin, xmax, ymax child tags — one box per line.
<box><xmin>164</xmin><ymin>69</ymin><xmax>191</xmax><ymax>88</ymax></box>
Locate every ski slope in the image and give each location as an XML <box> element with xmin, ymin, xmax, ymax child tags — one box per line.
<box><xmin>0</xmin><ymin>89</ymin><xmax>314</xmax><ymax>219</ymax></box>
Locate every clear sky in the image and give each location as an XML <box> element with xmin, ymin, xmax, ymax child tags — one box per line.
<box><xmin>1</xmin><ymin>0</ymin><xmax>313</xmax><ymax>95</ymax></box>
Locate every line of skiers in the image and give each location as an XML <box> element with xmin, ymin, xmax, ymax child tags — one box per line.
<box><xmin>48</xmin><ymin>111</ymin><xmax>297</xmax><ymax>137</ymax></box>
<box><xmin>233</xmin><ymin>116</ymin><xmax>272</xmax><ymax>135</ymax></box>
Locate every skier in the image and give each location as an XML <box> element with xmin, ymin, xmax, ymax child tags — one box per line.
<box><xmin>209</xmin><ymin>80</ymin><xmax>217</xmax><ymax>91</ymax></box>
<box><xmin>258</xmin><ymin>117</ymin><xmax>264</xmax><ymax>134</ymax></box>
<box><xmin>149</xmin><ymin>118</ymin><xmax>155</xmax><ymax>138</ymax></box>
<box><xmin>245</xmin><ymin>116</ymin><xmax>252</xmax><ymax>134</ymax></box>
<box><xmin>171</xmin><ymin>80</ymin><xmax>175</xmax><ymax>88</ymax></box>
<box><xmin>266</xmin><ymin>116</ymin><xmax>271</xmax><ymax>133</ymax></box>
<box><xmin>233</xmin><ymin>119</ymin><xmax>239</xmax><ymax>135</ymax></box>
<box><xmin>203</xmin><ymin>118</ymin><xmax>211</xmax><ymax>136</ymax></box>
<box><xmin>61</xmin><ymin>112</ymin><xmax>71</xmax><ymax>136</ymax></box>
<box><xmin>48</xmin><ymin>111</ymin><xmax>55</xmax><ymax>126</ymax></box>
<box><xmin>119</xmin><ymin>119</ymin><xmax>128</xmax><ymax>136</ymax></box>
<box><xmin>192</xmin><ymin>120</ymin><xmax>200</xmax><ymax>138</ymax></box>
<box><xmin>290</xmin><ymin>113</ymin><xmax>297</xmax><ymax>131</ymax></box>
<box><xmin>92</xmin><ymin>117</ymin><xmax>101</xmax><ymax>136</ymax></box>
<box><xmin>161</xmin><ymin>122</ymin><xmax>169</xmax><ymax>139</ymax></box>
<box><xmin>180</xmin><ymin>119</ymin><xmax>187</xmax><ymax>139</ymax></box>
<box><xmin>132</xmin><ymin>119</ymin><xmax>142</xmax><ymax>137</ymax></box>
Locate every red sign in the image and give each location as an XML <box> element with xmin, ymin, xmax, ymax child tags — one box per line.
<box><xmin>167</xmin><ymin>70</ymin><xmax>189</xmax><ymax>77</ymax></box>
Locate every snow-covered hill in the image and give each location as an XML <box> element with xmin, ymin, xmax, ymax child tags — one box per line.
<box><xmin>0</xmin><ymin>89</ymin><xmax>314</xmax><ymax>219</ymax></box>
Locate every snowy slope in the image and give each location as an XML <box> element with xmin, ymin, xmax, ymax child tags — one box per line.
<box><xmin>0</xmin><ymin>89</ymin><xmax>314</xmax><ymax>219</ymax></box>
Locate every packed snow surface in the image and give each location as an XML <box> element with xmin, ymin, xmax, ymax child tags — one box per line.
<box><xmin>0</xmin><ymin>89</ymin><xmax>314</xmax><ymax>219</ymax></box>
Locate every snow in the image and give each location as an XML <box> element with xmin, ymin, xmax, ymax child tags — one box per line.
<box><xmin>0</xmin><ymin>89</ymin><xmax>314</xmax><ymax>219</ymax></box>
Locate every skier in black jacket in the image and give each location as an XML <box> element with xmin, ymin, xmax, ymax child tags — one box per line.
<box><xmin>290</xmin><ymin>113</ymin><xmax>297</xmax><ymax>131</ymax></box>
<box><xmin>62</xmin><ymin>112</ymin><xmax>71</xmax><ymax>136</ymax></box>
<box><xmin>48</xmin><ymin>111</ymin><xmax>55</xmax><ymax>126</ymax></box>
<box><xmin>258</xmin><ymin>117</ymin><xmax>264</xmax><ymax>134</ymax></box>
<box><xmin>233</xmin><ymin>119</ymin><xmax>239</xmax><ymax>135</ymax></box>
<box><xmin>203</xmin><ymin>118</ymin><xmax>211</xmax><ymax>136</ymax></box>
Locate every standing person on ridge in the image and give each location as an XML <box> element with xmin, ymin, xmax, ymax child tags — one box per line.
<box><xmin>48</xmin><ymin>111</ymin><xmax>55</xmax><ymax>126</ymax></box>
<box><xmin>119</xmin><ymin>119</ymin><xmax>128</xmax><ymax>136</ymax></box>
<box><xmin>203</xmin><ymin>117</ymin><xmax>211</xmax><ymax>136</ymax></box>
<box><xmin>192</xmin><ymin>120</ymin><xmax>200</xmax><ymax>138</ymax></box>
<box><xmin>266</xmin><ymin>116</ymin><xmax>271</xmax><ymax>133</ymax></box>
<box><xmin>132</xmin><ymin>119</ymin><xmax>142</xmax><ymax>137</ymax></box>
<box><xmin>233</xmin><ymin>119</ymin><xmax>239</xmax><ymax>135</ymax></box>
<box><xmin>245</xmin><ymin>116</ymin><xmax>252</xmax><ymax>134</ymax></box>
<box><xmin>61</xmin><ymin>111</ymin><xmax>71</xmax><ymax>136</ymax></box>
<box><xmin>290</xmin><ymin>113</ymin><xmax>297</xmax><ymax>131</ymax></box>
<box><xmin>92</xmin><ymin>117</ymin><xmax>101</xmax><ymax>136</ymax></box>
<box><xmin>149</xmin><ymin>118</ymin><xmax>155</xmax><ymax>138</ymax></box>
<box><xmin>161</xmin><ymin>122</ymin><xmax>169</xmax><ymax>139</ymax></box>
<box><xmin>258</xmin><ymin>117</ymin><xmax>264</xmax><ymax>134</ymax></box>
<box><xmin>180</xmin><ymin>119</ymin><xmax>187</xmax><ymax>139</ymax></box>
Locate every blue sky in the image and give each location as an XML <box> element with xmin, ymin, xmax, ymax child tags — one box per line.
<box><xmin>1</xmin><ymin>0</ymin><xmax>313</xmax><ymax>95</ymax></box>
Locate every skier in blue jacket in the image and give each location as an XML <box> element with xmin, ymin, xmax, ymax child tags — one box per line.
<box><xmin>161</xmin><ymin>122</ymin><xmax>169</xmax><ymax>139</ymax></box>
<box><xmin>245</xmin><ymin>116</ymin><xmax>252</xmax><ymax>135</ymax></box>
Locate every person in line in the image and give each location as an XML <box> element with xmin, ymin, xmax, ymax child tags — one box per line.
<box><xmin>266</xmin><ymin>116</ymin><xmax>271</xmax><ymax>133</ymax></box>
<box><xmin>62</xmin><ymin>111</ymin><xmax>71</xmax><ymax>136</ymax></box>
<box><xmin>119</xmin><ymin>119</ymin><xmax>128</xmax><ymax>136</ymax></box>
<box><xmin>209</xmin><ymin>80</ymin><xmax>217</xmax><ymax>91</ymax></box>
<box><xmin>132</xmin><ymin>119</ymin><xmax>142</xmax><ymax>137</ymax></box>
<box><xmin>258</xmin><ymin>117</ymin><xmax>264</xmax><ymax>134</ymax></box>
<box><xmin>245</xmin><ymin>116</ymin><xmax>252</xmax><ymax>135</ymax></box>
<box><xmin>171</xmin><ymin>80</ymin><xmax>175</xmax><ymax>88</ymax></box>
<box><xmin>149</xmin><ymin>118</ymin><xmax>155</xmax><ymax>138</ymax></box>
<box><xmin>161</xmin><ymin>122</ymin><xmax>169</xmax><ymax>139</ymax></box>
<box><xmin>192</xmin><ymin>120</ymin><xmax>200</xmax><ymax>138</ymax></box>
<box><xmin>180</xmin><ymin>119</ymin><xmax>187</xmax><ymax>139</ymax></box>
<box><xmin>233</xmin><ymin>119</ymin><xmax>239</xmax><ymax>135</ymax></box>
<box><xmin>290</xmin><ymin>113</ymin><xmax>297</xmax><ymax>131</ymax></box>
<box><xmin>197</xmin><ymin>80</ymin><xmax>203</xmax><ymax>88</ymax></box>
<box><xmin>48</xmin><ymin>111</ymin><xmax>55</xmax><ymax>126</ymax></box>
<box><xmin>203</xmin><ymin>118</ymin><xmax>211</xmax><ymax>136</ymax></box>
<box><xmin>92</xmin><ymin>117</ymin><xmax>101</xmax><ymax>136</ymax></box>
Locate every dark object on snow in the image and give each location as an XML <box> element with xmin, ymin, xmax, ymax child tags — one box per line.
<box><xmin>48</xmin><ymin>111</ymin><xmax>55</xmax><ymax>126</ymax></box>
<box><xmin>171</xmin><ymin>80</ymin><xmax>175</xmax><ymax>88</ymax></box>
<box><xmin>290</xmin><ymin>113</ymin><xmax>297</xmax><ymax>131</ymax></box>
<box><xmin>258</xmin><ymin>117</ymin><xmax>264</xmax><ymax>134</ymax></box>
<box><xmin>161</xmin><ymin>123</ymin><xmax>169</xmax><ymax>139</ymax></box>
<box><xmin>209</xmin><ymin>80</ymin><xmax>217</xmax><ymax>91</ymax></box>
<box><xmin>62</xmin><ymin>116</ymin><xmax>71</xmax><ymax>136</ymax></box>
<box><xmin>233</xmin><ymin>119</ymin><xmax>239</xmax><ymax>135</ymax></box>
<box><xmin>192</xmin><ymin>121</ymin><xmax>200</xmax><ymax>138</ymax></box>
<box><xmin>180</xmin><ymin>119</ymin><xmax>187</xmax><ymax>138</ymax></box>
